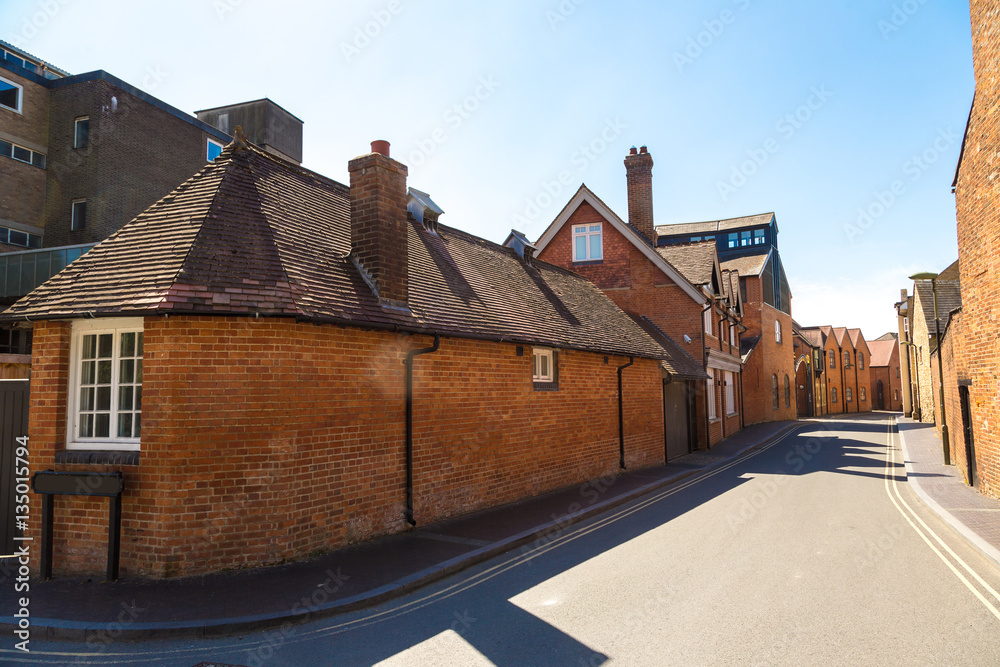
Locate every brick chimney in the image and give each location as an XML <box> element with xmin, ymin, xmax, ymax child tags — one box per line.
<box><xmin>348</xmin><ymin>140</ymin><xmax>409</xmax><ymax>306</ymax></box>
<box><xmin>625</xmin><ymin>145</ymin><xmax>656</xmax><ymax>244</ymax></box>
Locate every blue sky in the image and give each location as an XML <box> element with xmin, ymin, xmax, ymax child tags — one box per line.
<box><xmin>1</xmin><ymin>0</ymin><xmax>974</xmax><ymax>339</ymax></box>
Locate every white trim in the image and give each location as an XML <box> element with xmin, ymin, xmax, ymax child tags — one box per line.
<box><xmin>74</xmin><ymin>116</ymin><xmax>89</xmax><ymax>149</ymax></box>
<box><xmin>571</xmin><ymin>222</ymin><xmax>603</xmax><ymax>261</ymax></box>
<box><xmin>707</xmin><ymin>348</ymin><xmax>742</xmax><ymax>373</ymax></box>
<box><xmin>66</xmin><ymin>318</ymin><xmax>144</xmax><ymax>451</ymax></box>
<box><xmin>724</xmin><ymin>371</ymin><xmax>736</xmax><ymax>416</ymax></box>
<box><xmin>70</xmin><ymin>198</ymin><xmax>87</xmax><ymax>231</ymax></box>
<box><xmin>0</xmin><ymin>75</ymin><xmax>24</xmax><ymax>114</ymax></box>
<box><xmin>532</xmin><ymin>347</ymin><xmax>554</xmax><ymax>383</ymax></box>
<box><xmin>534</xmin><ymin>185</ymin><xmax>706</xmax><ymax>304</ymax></box>
<box><xmin>707</xmin><ymin>372</ymin><xmax>717</xmax><ymax>420</ymax></box>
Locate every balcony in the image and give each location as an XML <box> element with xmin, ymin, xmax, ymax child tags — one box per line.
<box><xmin>0</xmin><ymin>244</ymin><xmax>96</xmax><ymax>301</ymax></box>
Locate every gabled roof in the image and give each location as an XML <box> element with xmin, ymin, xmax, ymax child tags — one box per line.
<box><xmin>875</xmin><ymin>332</ymin><xmax>898</xmax><ymax>342</ymax></box>
<box><xmin>2</xmin><ymin>141</ymin><xmax>673</xmax><ymax>361</ymax></box>
<box><xmin>656</xmin><ymin>241</ymin><xmax>718</xmax><ymax>288</ymax></box>
<box><xmin>722</xmin><ymin>269</ymin><xmax>742</xmax><ymax>315</ymax></box>
<box><xmin>626</xmin><ymin>314</ymin><xmax>710</xmax><ymax>381</ymax></box>
<box><xmin>848</xmin><ymin>328</ymin><xmax>865</xmax><ymax>350</ymax></box>
<box><xmin>655</xmin><ymin>212</ymin><xmax>776</xmax><ymax>237</ymax></box>
<box><xmin>832</xmin><ymin>327</ymin><xmax>849</xmax><ymax>347</ymax></box>
<box><xmin>797</xmin><ymin>327</ymin><xmax>826</xmax><ymax>349</ymax></box>
<box><xmin>740</xmin><ymin>335</ymin><xmax>761</xmax><ymax>364</ymax></box>
<box><xmin>938</xmin><ymin>260</ymin><xmax>960</xmax><ymax>281</ymax></box>
<box><xmin>720</xmin><ymin>249</ymin><xmax>771</xmax><ymax>278</ymax></box>
<box><xmin>534</xmin><ymin>185</ymin><xmax>705</xmax><ymax>304</ymax></box>
<box><xmin>868</xmin><ymin>339</ymin><xmax>897</xmax><ymax>368</ymax></box>
<box><xmin>913</xmin><ymin>280</ymin><xmax>962</xmax><ymax>335</ymax></box>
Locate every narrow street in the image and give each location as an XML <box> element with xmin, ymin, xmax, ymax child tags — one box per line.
<box><xmin>9</xmin><ymin>414</ymin><xmax>1000</xmax><ymax>666</ymax></box>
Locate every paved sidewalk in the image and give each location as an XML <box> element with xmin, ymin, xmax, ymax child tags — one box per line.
<box><xmin>896</xmin><ymin>416</ymin><xmax>1000</xmax><ymax>569</ymax></box>
<box><xmin>0</xmin><ymin>420</ymin><xmax>800</xmax><ymax>641</ymax></box>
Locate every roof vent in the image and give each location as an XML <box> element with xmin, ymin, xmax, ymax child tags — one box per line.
<box><xmin>407</xmin><ymin>188</ymin><xmax>445</xmax><ymax>233</ymax></box>
<box><xmin>504</xmin><ymin>229</ymin><xmax>538</xmax><ymax>263</ymax></box>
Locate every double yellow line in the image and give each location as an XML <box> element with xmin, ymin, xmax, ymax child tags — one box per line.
<box><xmin>883</xmin><ymin>419</ymin><xmax>1000</xmax><ymax>621</ymax></box>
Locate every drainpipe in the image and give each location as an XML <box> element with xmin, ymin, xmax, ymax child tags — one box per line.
<box><xmin>617</xmin><ymin>357</ymin><xmax>634</xmax><ymax>470</ymax></box>
<box><xmin>838</xmin><ymin>344</ymin><xmax>846</xmax><ymax>415</ymax></box>
<box><xmin>404</xmin><ymin>334</ymin><xmax>440</xmax><ymax>526</ymax></box>
<box><xmin>701</xmin><ymin>302</ymin><xmax>712</xmax><ymax>450</ymax></box>
<box><xmin>854</xmin><ymin>354</ymin><xmax>860</xmax><ymax>413</ymax></box>
<box><xmin>718</xmin><ymin>312</ymin><xmax>727</xmax><ymax>441</ymax></box>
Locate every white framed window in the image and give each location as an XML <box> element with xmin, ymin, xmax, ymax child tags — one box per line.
<box><xmin>846</xmin><ymin>387</ymin><xmax>853</xmax><ymax>402</ymax></box>
<box><xmin>207</xmin><ymin>138</ymin><xmax>224</xmax><ymax>162</ymax></box>
<box><xmin>74</xmin><ymin>116</ymin><xmax>89</xmax><ymax>149</ymax></box>
<box><xmin>708</xmin><ymin>372</ymin><xmax>717</xmax><ymax>420</ymax></box>
<box><xmin>67</xmin><ymin>318</ymin><xmax>144</xmax><ymax>451</ymax></box>
<box><xmin>904</xmin><ymin>317</ymin><xmax>909</xmax><ymax>333</ymax></box>
<box><xmin>572</xmin><ymin>223</ymin><xmax>602</xmax><ymax>261</ymax></box>
<box><xmin>753</xmin><ymin>228</ymin><xmax>766</xmax><ymax>245</ymax></box>
<box><xmin>532</xmin><ymin>348</ymin><xmax>554</xmax><ymax>383</ymax></box>
<box><xmin>730</xmin><ymin>324</ymin><xmax>736</xmax><ymax>345</ymax></box>
<box><xmin>0</xmin><ymin>75</ymin><xmax>23</xmax><ymax>113</ymax></box>
<box><xmin>725</xmin><ymin>371</ymin><xmax>736</xmax><ymax>415</ymax></box>
<box><xmin>774</xmin><ymin>320</ymin><xmax>782</xmax><ymax>343</ymax></box>
<box><xmin>704</xmin><ymin>307</ymin><xmax>713</xmax><ymax>336</ymax></box>
<box><xmin>71</xmin><ymin>199</ymin><xmax>87</xmax><ymax>231</ymax></box>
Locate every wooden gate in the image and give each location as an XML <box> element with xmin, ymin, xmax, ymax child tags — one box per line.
<box><xmin>663</xmin><ymin>380</ymin><xmax>692</xmax><ymax>461</ymax></box>
<box><xmin>1</xmin><ymin>379</ymin><xmax>29</xmax><ymax>556</ymax></box>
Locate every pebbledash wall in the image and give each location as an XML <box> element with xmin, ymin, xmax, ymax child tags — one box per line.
<box><xmin>27</xmin><ymin>316</ymin><xmax>665</xmax><ymax>578</ymax></box>
<box><xmin>955</xmin><ymin>0</ymin><xmax>1000</xmax><ymax>499</ymax></box>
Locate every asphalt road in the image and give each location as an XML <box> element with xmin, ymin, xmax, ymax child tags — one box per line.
<box><xmin>6</xmin><ymin>414</ymin><xmax>1000</xmax><ymax>666</ymax></box>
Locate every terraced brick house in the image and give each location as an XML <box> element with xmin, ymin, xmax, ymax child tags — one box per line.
<box><xmin>868</xmin><ymin>334</ymin><xmax>903</xmax><ymax>412</ymax></box>
<box><xmin>2</xmin><ymin>135</ymin><xmax>698</xmax><ymax>577</ymax></box>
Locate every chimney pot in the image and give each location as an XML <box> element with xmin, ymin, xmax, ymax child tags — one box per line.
<box><xmin>624</xmin><ymin>145</ymin><xmax>656</xmax><ymax>245</ymax></box>
<box><xmin>371</xmin><ymin>140</ymin><xmax>391</xmax><ymax>157</ymax></box>
<box><xmin>639</xmin><ymin>145</ymin><xmax>648</xmax><ymax>154</ymax></box>
<box><xmin>629</xmin><ymin>146</ymin><xmax>638</xmax><ymax>155</ymax></box>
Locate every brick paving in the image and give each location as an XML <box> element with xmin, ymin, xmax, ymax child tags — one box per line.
<box><xmin>896</xmin><ymin>417</ymin><xmax>1000</xmax><ymax>565</ymax></box>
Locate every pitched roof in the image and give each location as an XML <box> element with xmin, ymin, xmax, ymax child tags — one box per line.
<box><xmin>938</xmin><ymin>259</ymin><xmax>960</xmax><ymax>281</ymax></box>
<box><xmin>2</xmin><ymin>142</ymin><xmax>673</xmax><ymax>361</ymax></box>
<box><xmin>913</xmin><ymin>280</ymin><xmax>962</xmax><ymax>334</ymax></box>
<box><xmin>720</xmin><ymin>250</ymin><xmax>771</xmax><ymax>277</ymax></box>
<box><xmin>848</xmin><ymin>328</ymin><xmax>864</xmax><ymax>349</ymax></box>
<box><xmin>721</xmin><ymin>269</ymin><xmax>741</xmax><ymax>310</ymax></box>
<box><xmin>796</xmin><ymin>327</ymin><xmax>827</xmax><ymax>348</ymax></box>
<box><xmin>655</xmin><ymin>212</ymin><xmax>775</xmax><ymax>237</ymax></box>
<box><xmin>656</xmin><ymin>241</ymin><xmax>717</xmax><ymax>287</ymax></box>
<box><xmin>875</xmin><ymin>332</ymin><xmax>898</xmax><ymax>341</ymax></box>
<box><xmin>740</xmin><ymin>335</ymin><xmax>760</xmax><ymax>363</ymax></box>
<box><xmin>626</xmin><ymin>314</ymin><xmax>710</xmax><ymax>381</ymax></box>
<box><xmin>868</xmin><ymin>339</ymin><xmax>897</xmax><ymax>367</ymax></box>
<box><xmin>534</xmin><ymin>184</ymin><xmax>705</xmax><ymax>304</ymax></box>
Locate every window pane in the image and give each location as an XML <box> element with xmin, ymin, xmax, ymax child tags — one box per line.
<box><xmin>0</xmin><ymin>81</ymin><xmax>18</xmax><ymax>111</ymax></box>
<box><xmin>31</xmin><ymin>152</ymin><xmax>45</xmax><ymax>169</ymax></box>
<box><xmin>574</xmin><ymin>236</ymin><xmax>586</xmax><ymax>260</ymax></box>
<box><xmin>119</xmin><ymin>386</ymin><xmax>133</xmax><ymax>410</ymax></box>
<box><xmin>96</xmin><ymin>385</ymin><xmax>111</xmax><ymax>411</ymax></box>
<box><xmin>136</xmin><ymin>332</ymin><xmax>144</xmax><ymax>356</ymax></box>
<box><xmin>135</xmin><ymin>386</ymin><xmax>142</xmax><ymax>410</ymax></box>
<box><xmin>12</xmin><ymin>145</ymin><xmax>30</xmax><ymax>163</ymax></box>
<box><xmin>81</xmin><ymin>360</ymin><xmax>95</xmax><ymax>384</ymax></box>
<box><xmin>80</xmin><ymin>387</ymin><xmax>94</xmax><ymax>411</ymax></box>
<box><xmin>121</xmin><ymin>332</ymin><xmax>135</xmax><ymax>357</ymax></box>
<box><xmin>589</xmin><ymin>225</ymin><xmax>601</xmax><ymax>233</ymax></box>
<box><xmin>120</xmin><ymin>359</ymin><xmax>134</xmax><ymax>383</ymax></box>
<box><xmin>97</xmin><ymin>359</ymin><xmax>112</xmax><ymax>384</ymax></box>
<box><xmin>95</xmin><ymin>413</ymin><xmax>110</xmax><ymax>438</ymax></box>
<box><xmin>80</xmin><ymin>414</ymin><xmax>93</xmax><ymax>438</ymax></box>
<box><xmin>98</xmin><ymin>333</ymin><xmax>113</xmax><ymax>358</ymax></box>
<box><xmin>118</xmin><ymin>413</ymin><xmax>132</xmax><ymax>438</ymax></box>
<box><xmin>82</xmin><ymin>334</ymin><xmax>97</xmax><ymax>359</ymax></box>
<box><xmin>533</xmin><ymin>354</ymin><xmax>538</xmax><ymax>377</ymax></box>
<box><xmin>134</xmin><ymin>413</ymin><xmax>141</xmax><ymax>437</ymax></box>
<box><xmin>541</xmin><ymin>355</ymin><xmax>549</xmax><ymax>377</ymax></box>
<box><xmin>0</xmin><ymin>140</ymin><xmax>10</xmax><ymax>158</ymax></box>
<box><xmin>135</xmin><ymin>359</ymin><xmax>143</xmax><ymax>383</ymax></box>
<box><xmin>75</xmin><ymin>119</ymin><xmax>89</xmax><ymax>148</ymax></box>
<box><xmin>590</xmin><ymin>234</ymin><xmax>601</xmax><ymax>259</ymax></box>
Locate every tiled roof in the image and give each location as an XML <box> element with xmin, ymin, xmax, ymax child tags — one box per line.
<box><xmin>797</xmin><ymin>328</ymin><xmax>826</xmax><ymax>348</ymax></box>
<box><xmin>656</xmin><ymin>242</ymin><xmax>716</xmax><ymax>286</ymax></box>
<box><xmin>720</xmin><ymin>250</ymin><xmax>770</xmax><ymax>278</ymax></box>
<box><xmin>627</xmin><ymin>315</ymin><xmax>710</xmax><ymax>381</ymax></box>
<box><xmin>913</xmin><ymin>280</ymin><xmax>962</xmax><ymax>334</ymax></box>
<box><xmin>656</xmin><ymin>213</ymin><xmax>775</xmax><ymax>237</ymax></box>
<box><xmin>868</xmin><ymin>339</ymin><xmax>897</xmax><ymax>368</ymax></box>
<box><xmin>848</xmin><ymin>328</ymin><xmax>864</xmax><ymax>349</ymax></box>
<box><xmin>875</xmin><ymin>332</ymin><xmax>898</xmax><ymax>342</ymax></box>
<box><xmin>723</xmin><ymin>270</ymin><xmax>741</xmax><ymax>307</ymax></box>
<box><xmin>832</xmin><ymin>327</ymin><xmax>848</xmax><ymax>347</ymax></box>
<box><xmin>2</xmin><ymin>142</ymin><xmax>672</xmax><ymax>361</ymax></box>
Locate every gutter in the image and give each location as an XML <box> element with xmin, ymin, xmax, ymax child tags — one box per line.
<box><xmin>404</xmin><ymin>334</ymin><xmax>440</xmax><ymax>526</ymax></box>
<box><xmin>617</xmin><ymin>356</ymin><xmax>634</xmax><ymax>470</ymax></box>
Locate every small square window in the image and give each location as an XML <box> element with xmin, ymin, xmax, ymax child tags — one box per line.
<box><xmin>533</xmin><ymin>348</ymin><xmax>554</xmax><ymax>383</ymax></box>
<box><xmin>754</xmin><ymin>229</ymin><xmax>766</xmax><ymax>245</ymax></box>
<box><xmin>74</xmin><ymin>117</ymin><xmax>89</xmax><ymax>149</ymax></box>
<box><xmin>207</xmin><ymin>139</ymin><xmax>224</xmax><ymax>162</ymax></box>
<box><xmin>71</xmin><ymin>200</ymin><xmax>87</xmax><ymax>231</ymax></box>
<box><xmin>11</xmin><ymin>145</ymin><xmax>30</xmax><ymax>163</ymax></box>
<box><xmin>0</xmin><ymin>76</ymin><xmax>22</xmax><ymax>113</ymax></box>
<box><xmin>31</xmin><ymin>151</ymin><xmax>46</xmax><ymax>169</ymax></box>
<box><xmin>0</xmin><ymin>140</ymin><xmax>11</xmax><ymax>158</ymax></box>
<box><xmin>572</xmin><ymin>223</ymin><xmax>602</xmax><ymax>261</ymax></box>
<box><xmin>728</xmin><ymin>233</ymin><xmax>738</xmax><ymax>249</ymax></box>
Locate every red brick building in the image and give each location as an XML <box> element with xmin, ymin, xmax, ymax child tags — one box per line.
<box><xmin>535</xmin><ymin>146</ymin><xmax>740</xmax><ymax>451</ymax></box>
<box><xmin>793</xmin><ymin>322</ymin><xmax>826</xmax><ymax>418</ymax></box>
<box><xmin>3</xmin><ymin>136</ymin><xmax>687</xmax><ymax>577</ymax></box>
<box><xmin>868</xmin><ymin>335</ymin><xmax>903</xmax><ymax>412</ymax></box>
<box><xmin>799</xmin><ymin>326</ymin><xmax>873</xmax><ymax>415</ymax></box>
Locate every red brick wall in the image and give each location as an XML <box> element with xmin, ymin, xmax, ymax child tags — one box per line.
<box><xmin>955</xmin><ymin>1</ymin><xmax>1000</xmax><ymax>499</ymax></box>
<box><xmin>537</xmin><ymin>203</ymin><xmax>746</xmax><ymax>449</ymax></box>
<box><xmin>27</xmin><ymin>316</ymin><xmax>666</xmax><ymax>577</ymax></box>
<box><xmin>740</xmin><ymin>280</ymin><xmax>796</xmax><ymax>424</ymax></box>
<box><xmin>932</xmin><ymin>313</ymin><xmax>973</xmax><ymax>484</ymax></box>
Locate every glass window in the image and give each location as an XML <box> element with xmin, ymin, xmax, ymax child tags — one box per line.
<box><xmin>207</xmin><ymin>138</ymin><xmax>224</xmax><ymax>162</ymax></box>
<box><xmin>11</xmin><ymin>145</ymin><xmax>30</xmax><ymax>163</ymax></box>
<box><xmin>75</xmin><ymin>117</ymin><xmax>89</xmax><ymax>149</ymax></box>
<box><xmin>533</xmin><ymin>348</ymin><xmax>554</xmax><ymax>383</ymax></box>
<box><xmin>829</xmin><ymin>350</ymin><xmax>836</xmax><ymax>368</ymax></box>
<box><xmin>831</xmin><ymin>387</ymin><xmax>838</xmax><ymax>403</ymax></box>
<box><xmin>784</xmin><ymin>375</ymin><xmax>791</xmax><ymax>408</ymax></box>
<box><xmin>71</xmin><ymin>200</ymin><xmax>87</xmax><ymax>231</ymax></box>
<box><xmin>754</xmin><ymin>229</ymin><xmax>766</xmax><ymax>245</ymax></box>
<box><xmin>70</xmin><ymin>320</ymin><xmax>143</xmax><ymax>449</ymax></box>
<box><xmin>31</xmin><ymin>151</ymin><xmax>45</xmax><ymax>169</ymax></box>
<box><xmin>572</xmin><ymin>223</ymin><xmax>602</xmax><ymax>261</ymax></box>
<box><xmin>846</xmin><ymin>387</ymin><xmax>853</xmax><ymax>402</ymax></box>
<box><xmin>772</xmin><ymin>374</ymin><xmax>779</xmax><ymax>409</ymax></box>
<box><xmin>728</xmin><ymin>233</ymin><xmax>738</xmax><ymax>249</ymax></box>
<box><xmin>704</xmin><ymin>307</ymin><xmax>713</xmax><ymax>336</ymax></box>
<box><xmin>859</xmin><ymin>353</ymin><xmax>865</xmax><ymax>370</ymax></box>
<box><xmin>844</xmin><ymin>351</ymin><xmax>851</xmax><ymax>367</ymax></box>
<box><xmin>740</xmin><ymin>231</ymin><xmax>752</xmax><ymax>246</ymax></box>
<box><xmin>708</xmin><ymin>373</ymin><xmax>717</xmax><ymax>419</ymax></box>
<box><xmin>725</xmin><ymin>371</ymin><xmax>736</xmax><ymax>415</ymax></box>
<box><xmin>7</xmin><ymin>230</ymin><xmax>27</xmax><ymax>247</ymax></box>
<box><xmin>775</xmin><ymin>320</ymin><xmax>782</xmax><ymax>343</ymax></box>
<box><xmin>860</xmin><ymin>387</ymin><xmax>867</xmax><ymax>402</ymax></box>
<box><xmin>0</xmin><ymin>140</ymin><xmax>10</xmax><ymax>158</ymax></box>
<box><xmin>0</xmin><ymin>76</ymin><xmax>22</xmax><ymax>113</ymax></box>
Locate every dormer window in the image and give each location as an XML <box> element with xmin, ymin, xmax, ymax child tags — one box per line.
<box><xmin>572</xmin><ymin>223</ymin><xmax>602</xmax><ymax>261</ymax></box>
<box><xmin>754</xmin><ymin>229</ymin><xmax>766</xmax><ymax>245</ymax></box>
